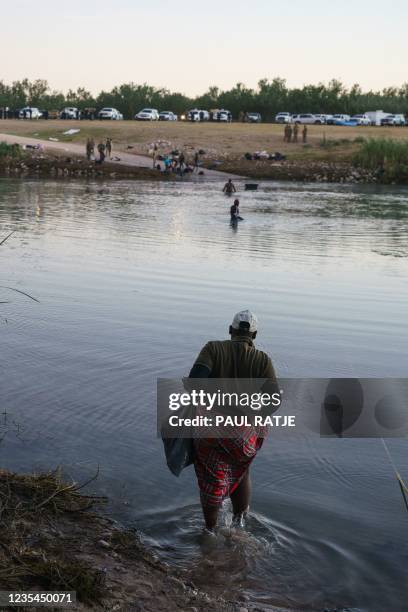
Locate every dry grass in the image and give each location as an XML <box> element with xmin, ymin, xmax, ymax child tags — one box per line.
<box><xmin>1</xmin><ymin>119</ymin><xmax>408</xmax><ymax>162</ymax></box>
<box><xmin>0</xmin><ymin>468</ymin><xmax>108</xmax><ymax>604</ymax></box>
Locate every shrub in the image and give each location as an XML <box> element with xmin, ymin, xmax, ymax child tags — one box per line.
<box><xmin>0</xmin><ymin>142</ymin><xmax>23</xmax><ymax>159</ymax></box>
<box><xmin>354</xmin><ymin>138</ymin><xmax>408</xmax><ymax>182</ymax></box>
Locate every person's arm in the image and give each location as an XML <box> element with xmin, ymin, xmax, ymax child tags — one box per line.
<box><xmin>188</xmin><ymin>342</ymin><xmax>214</xmax><ymax>378</ymax></box>
<box><xmin>189</xmin><ymin>363</ymin><xmax>211</xmax><ymax>378</ymax></box>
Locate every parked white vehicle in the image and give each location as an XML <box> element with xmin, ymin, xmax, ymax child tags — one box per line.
<box><xmin>313</xmin><ymin>114</ymin><xmax>327</xmax><ymax>124</ymax></box>
<box><xmin>326</xmin><ymin>114</ymin><xmax>351</xmax><ymax>125</ymax></box>
<box><xmin>187</xmin><ymin>109</ymin><xmax>210</xmax><ymax>121</ymax></box>
<box><xmin>351</xmin><ymin>114</ymin><xmax>371</xmax><ymax>126</ymax></box>
<box><xmin>381</xmin><ymin>113</ymin><xmax>406</xmax><ymax>126</ymax></box>
<box><xmin>159</xmin><ymin>111</ymin><xmax>177</xmax><ymax>121</ymax></box>
<box><xmin>60</xmin><ymin>107</ymin><xmax>79</xmax><ymax>119</ymax></box>
<box><xmin>212</xmin><ymin>109</ymin><xmax>232</xmax><ymax>122</ymax></box>
<box><xmin>98</xmin><ymin>107</ymin><xmax>122</xmax><ymax>120</ymax></box>
<box><xmin>19</xmin><ymin>106</ymin><xmax>42</xmax><ymax>119</ymax></box>
<box><xmin>135</xmin><ymin>108</ymin><xmax>159</xmax><ymax>121</ymax></box>
<box><xmin>275</xmin><ymin>112</ymin><xmax>291</xmax><ymax>123</ymax></box>
<box><xmin>291</xmin><ymin>114</ymin><xmax>319</xmax><ymax>124</ymax></box>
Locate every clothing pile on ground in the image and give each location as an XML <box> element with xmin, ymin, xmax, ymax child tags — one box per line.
<box><xmin>244</xmin><ymin>151</ymin><xmax>286</xmax><ymax>161</ymax></box>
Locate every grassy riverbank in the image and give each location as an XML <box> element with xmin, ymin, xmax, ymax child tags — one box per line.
<box><xmin>1</xmin><ymin>119</ymin><xmax>408</xmax><ymax>161</ymax></box>
<box><xmin>0</xmin><ymin>469</ymin><xmax>239</xmax><ymax>611</ymax></box>
<box><xmin>2</xmin><ymin>120</ymin><xmax>408</xmax><ymax>182</ymax></box>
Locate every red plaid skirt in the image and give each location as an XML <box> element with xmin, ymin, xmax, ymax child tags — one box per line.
<box><xmin>193</xmin><ymin>433</ymin><xmax>264</xmax><ymax>508</ymax></box>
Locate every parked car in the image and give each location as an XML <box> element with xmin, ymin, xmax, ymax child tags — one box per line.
<box><xmin>326</xmin><ymin>114</ymin><xmax>351</xmax><ymax>125</ymax></box>
<box><xmin>60</xmin><ymin>107</ymin><xmax>80</xmax><ymax>119</ymax></box>
<box><xmin>245</xmin><ymin>112</ymin><xmax>262</xmax><ymax>123</ymax></box>
<box><xmin>291</xmin><ymin>114</ymin><xmax>318</xmax><ymax>125</ymax></box>
<box><xmin>313</xmin><ymin>114</ymin><xmax>327</xmax><ymax>124</ymax></box>
<box><xmin>212</xmin><ymin>109</ymin><xmax>232</xmax><ymax>122</ymax></box>
<box><xmin>381</xmin><ymin>114</ymin><xmax>406</xmax><ymax>126</ymax></box>
<box><xmin>275</xmin><ymin>112</ymin><xmax>291</xmax><ymax>123</ymax></box>
<box><xmin>98</xmin><ymin>107</ymin><xmax>122</xmax><ymax>120</ymax></box>
<box><xmin>135</xmin><ymin>108</ymin><xmax>159</xmax><ymax>121</ymax></box>
<box><xmin>159</xmin><ymin>111</ymin><xmax>177</xmax><ymax>121</ymax></box>
<box><xmin>187</xmin><ymin>109</ymin><xmax>210</xmax><ymax>121</ymax></box>
<box><xmin>350</xmin><ymin>114</ymin><xmax>371</xmax><ymax>126</ymax></box>
<box><xmin>19</xmin><ymin>107</ymin><xmax>42</xmax><ymax>119</ymax></box>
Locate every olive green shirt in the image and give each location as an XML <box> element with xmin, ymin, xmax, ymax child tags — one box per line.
<box><xmin>194</xmin><ymin>336</ymin><xmax>277</xmax><ymax>381</ymax></box>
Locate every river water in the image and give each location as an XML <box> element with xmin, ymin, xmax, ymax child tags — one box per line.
<box><xmin>1</xmin><ymin>178</ymin><xmax>407</xmax><ymax>611</ymax></box>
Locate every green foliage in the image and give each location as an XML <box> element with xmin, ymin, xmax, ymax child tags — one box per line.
<box><xmin>0</xmin><ymin>141</ymin><xmax>23</xmax><ymax>159</ymax></box>
<box><xmin>1</xmin><ymin>77</ymin><xmax>408</xmax><ymax>120</ymax></box>
<box><xmin>354</xmin><ymin>138</ymin><xmax>408</xmax><ymax>181</ymax></box>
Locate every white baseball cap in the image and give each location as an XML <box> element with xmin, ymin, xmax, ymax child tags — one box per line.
<box><xmin>231</xmin><ymin>309</ymin><xmax>258</xmax><ymax>332</ymax></box>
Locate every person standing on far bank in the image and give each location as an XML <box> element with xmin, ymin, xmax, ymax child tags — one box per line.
<box><xmin>106</xmin><ymin>138</ymin><xmax>112</xmax><ymax>159</ymax></box>
<box><xmin>293</xmin><ymin>123</ymin><xmax>299</xmax><ymax>143</ymax></box>
<box><xmin>189</xmin><ymin>310</ymin><xmax>279</xmax><ymax>532</ymax></box>
<box><xmin>302</xmin><ymin>124</ymin><xmax>308</xmax><ymax>143</ymax></box>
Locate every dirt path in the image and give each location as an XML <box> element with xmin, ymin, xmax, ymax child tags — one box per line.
<box><xmin>0</xmin><ymin>132</ymin><xmax>243</xmax><ymax>180</ymax></box>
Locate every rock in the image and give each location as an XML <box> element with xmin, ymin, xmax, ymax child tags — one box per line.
<box><xmin>98</xmin><ymin>539</ymin><xmax>110</xmax><ymax>549</ymax></box>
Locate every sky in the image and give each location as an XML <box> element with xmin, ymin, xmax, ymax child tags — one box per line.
<box><xmin>2</xmin><ymin>0</ymin><xmax>408</xmax><ymax>96</ymax></box>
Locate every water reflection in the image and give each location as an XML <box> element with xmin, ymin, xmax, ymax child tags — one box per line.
<box><xmin>1</xmin><ymin>178</ymin><xmax>407</xmax><ymax>611</ymax></box>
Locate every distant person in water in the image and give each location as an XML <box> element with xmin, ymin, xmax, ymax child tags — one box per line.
<box><xmin>223</xmin><ymin>179</ymin><xmax>236</xmax><ymax>194</ymax></box>
<box><xmin>230</xmin><ymin>198</ymin><xmax>240</xmax><ymax>220</ymax></box>
<box><xmin>189</xmin><ymin>310</ymin><xmax>279</xmax><ymax>531</ymax></box>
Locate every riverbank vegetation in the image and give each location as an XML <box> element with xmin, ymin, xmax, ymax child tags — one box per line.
<box><xmin>0</xmin><ymin>141</ymin><xmax>24</xmax><ymax>159</ymax></box>
<box><xmin>0</xmin><ymin>469</ymin><xmax>236</xmax><ymax>611</ymax></box>
<box><xmin>353</xmin><ymin>137</ymin><xmax>408</xmax><ymax>181</ymax></box>
<box><xmin>1</xmin><ymin>77</ymin><xmax>408</xmax><ymax>120</ymax></box>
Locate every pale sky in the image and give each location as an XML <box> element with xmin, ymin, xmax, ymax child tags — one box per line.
<box><xmin>3</xmin><ymin>0</ymin><xmax>408</xmax><ymax>95</ymax></box>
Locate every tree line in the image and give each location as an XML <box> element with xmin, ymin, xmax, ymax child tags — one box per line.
<box><xmin>1</xmin><ymin>78</ymin><xmax>408</xmax><ymax>120</ymax></box>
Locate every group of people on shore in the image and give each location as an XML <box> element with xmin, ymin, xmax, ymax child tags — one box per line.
<box><xmin>152</xmin><ymin>146</ymin><xmax>202</xmax><ymax>174</ymax></box>
<box><xmin>86</xmin><ymin>137</ymin><xmax>112</xmax><ymax>162</ymax></box>
<box><xmin>283</xmin><ymin>123</ymin><xmax>308</xmax><ymax>143</ymax></box>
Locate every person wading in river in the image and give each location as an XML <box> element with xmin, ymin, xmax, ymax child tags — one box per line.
<box><xmin>230</xmin><ymin>198</ymin><xmax>240</xmax><ymax>220</ymax></box>
<box><xmin>223</xmin><ymin>178</ymin><xmax>236</xmax><ymax>195</ymax></box>
<box><xmin>189</xmin><ymin>310</ymin><xmax>278</xmax><ymax>531</ymax></box>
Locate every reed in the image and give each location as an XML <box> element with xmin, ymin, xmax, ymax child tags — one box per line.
<box><xmin>354</xmin><ymin>138</ymin><xmax>408</xmax><ymax>181</ymax></box>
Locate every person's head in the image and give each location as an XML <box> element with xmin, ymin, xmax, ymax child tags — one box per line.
<box><xmin>229</xmin><ymin>309</ymin><xmax>258</xmax><ymax>339</ymax></box>
<box><xmin>228</xmin><ymin>178</ymin><xmax>232</xmax><ymax>183</ymax></box>
<box><xmin>234</xmin><ymin>199</ymin><xmax>239</xmax><ymax>207</ymax></box>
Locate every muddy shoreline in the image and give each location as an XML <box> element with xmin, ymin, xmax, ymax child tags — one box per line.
<box><xmin>0</xmin><ymin>469</ymin><xmax>272</xmax><ymax>612</ymax></box>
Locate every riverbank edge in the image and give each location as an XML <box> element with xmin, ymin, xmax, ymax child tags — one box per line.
<box><xmin>1</xmin><ymin>151</ymin><xmax>404</xmax><ymax>184</ymax></box>
<box><xmin>212</xmin><ymin>159</ymin><xmax>395</xmax><ymax>183</ymax></box>
<box><xmin>0</xmin><ymin>468</ymin><xmax>281</xmax><ymax>612</ymax></box>
<box><xmin>0</xmin><ymin>156</ymin><xmax>174</xmax><ymax>181</ymax></box>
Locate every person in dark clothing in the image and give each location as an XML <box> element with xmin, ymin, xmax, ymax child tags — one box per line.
<box><xmin>97</xmin><ymin>142</ymin><xmax>106</xmax><ymax>163</ymax></box>
<box><xmin>194</xmin><ymin>151</ymin><xmax>200</xmax><ymax>172</ymax></box>
<box><xmin>106</xmin><ymin>138</ymin><xmax>112</xmax><ymax>159</ymax></box>
<box><xmin>230</xmin><ymin>198</ymin><xmax>240</xmax><ymax>220</ymax></box>
<box><xmin>223</xmin><ymin>179</ymin><xmax>236</xmax><ymax>195</ymax></box>
<box><xmin>179</xmin><ymin>152</ymin><xmax>185</xmax><ymax>172</ymax></box>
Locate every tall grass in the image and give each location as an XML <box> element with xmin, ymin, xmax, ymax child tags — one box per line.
<box><xmin>0</xmin><ymin>141</ymin><xmax>23</xmax><ymax>159</ymax></box>
<box><xmin>354</xmin><ymin>138</ymin><xmax>408</xmax><ymax>176</ymax></box>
